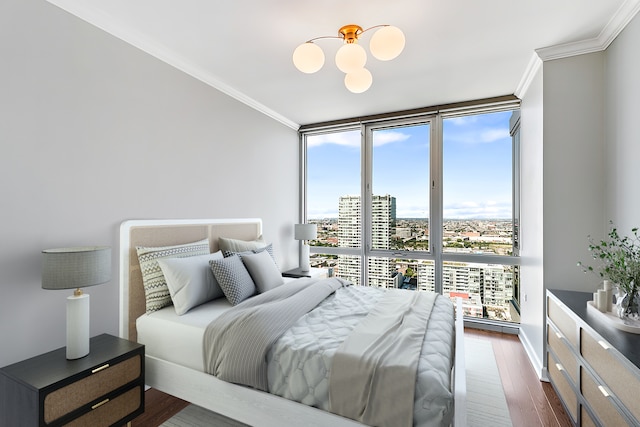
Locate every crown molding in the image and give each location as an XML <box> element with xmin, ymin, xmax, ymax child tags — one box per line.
<box><xmin>536</xmin><ymin>0</ymin><xmax>640</xmax><ymax>61</ymax></box>
<box><xmin>45</xmin><ymin>0</ymin><xmax>300</xmax><ymax>130</ymax></box>
<box><xmin>514</xmin><ymin>53</ymin><xmax>542</xmax><ymax>100</ymax></box>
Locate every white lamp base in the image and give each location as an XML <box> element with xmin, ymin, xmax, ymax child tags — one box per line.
<box><xmin>66</xmin><ymin>293</ymin><xmax>90</xmax><ymax>359</ymax></box>
<box><xmin>300</xmin><ymin>243</ymin><xmax>311</xmax><ymax>272</ymax></box>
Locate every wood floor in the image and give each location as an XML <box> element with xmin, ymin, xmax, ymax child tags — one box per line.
<box><xmin>131</xmin><ymin>329</ymin><xmax>572</xmax><ymax>427</ymax></box>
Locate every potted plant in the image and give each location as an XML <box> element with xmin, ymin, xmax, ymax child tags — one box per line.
<box><xmin>578</xmin><ymin>223</ymin><xmax>640</xmax><ymax>319</ymax></box>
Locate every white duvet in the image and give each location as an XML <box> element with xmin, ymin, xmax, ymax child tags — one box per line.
<box><xmin>267</xmin><ymin>285</ymin><xmax>455</xmax><ymax>427</ymax></box>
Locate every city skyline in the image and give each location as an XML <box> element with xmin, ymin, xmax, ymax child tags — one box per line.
<box><xmin>306</xmin><ymin>110</ymin><xmax>514</xmax><ymax>219</ymax></box>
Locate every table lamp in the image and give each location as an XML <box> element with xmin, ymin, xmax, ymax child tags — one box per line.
<box><xmin>42</xmin><ymin>246</ymin><xmax>111</xmax><ymax>359</ymax></box>
<box><xmin>294</xmin><ymin>224</ymin><xmax>317</xmax><ymax>272</ymax></box>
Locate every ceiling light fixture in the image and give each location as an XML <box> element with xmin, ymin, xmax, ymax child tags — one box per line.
<box><xmin>293</xmin><ymin>24</ymin><xmax>405</xmax><ymax>93</ymax></box>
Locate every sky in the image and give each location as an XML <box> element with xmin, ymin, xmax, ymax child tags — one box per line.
<box><xmin>306</xmin><ymin>110</ymin><xmax>514</xmax><ymax>219</ymax></box>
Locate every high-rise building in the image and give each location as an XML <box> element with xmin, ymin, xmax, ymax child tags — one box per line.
<box><xmin>337</xmin><ymin>194</ymin><xmax>396</xmax><ymax>288</ymax></box>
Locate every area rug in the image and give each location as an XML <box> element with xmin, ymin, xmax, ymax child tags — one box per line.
<box><xmin>162</xmin><ymin>336</ymin><xmax>512</xmax><ymax>426</ymax></box>
<box><xmin>464</xmin><ymin>336</ymin><xmax>513</xmax><ymax>427</ymax></box>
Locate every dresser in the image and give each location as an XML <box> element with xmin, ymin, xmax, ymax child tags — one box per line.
<box><xmin>547</xmin><ymin>289</ymin><xmax>640</xmax><ymax>426</ymax></box>
<box><xmin>0</xmin><ymin>334</ymin><xmax>144</xmax><ymax>426</ymax></box>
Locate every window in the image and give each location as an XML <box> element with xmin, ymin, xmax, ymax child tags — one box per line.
<box><xmin>302</xmin><ymin>100</ymin><xmax>520</xmax><ymax>323</ymax></box>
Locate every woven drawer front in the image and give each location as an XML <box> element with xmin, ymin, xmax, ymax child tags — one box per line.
<box><xmin>547</xmin><ymin>296</ymin><xmax>577</xmax><ymax>347</ymax></box>
<box><xmin>547</xmin><ymin>324</ymin><xmax>577</xmax><ymax>383</ymax></box>
<box><xmin>581</xmin><ymin>328</ymin><xmax>640</xmax><ymax>422</ymax></box>
<box><xmin>44</xmin><ymin>354</ymin><xmax>141</xmax><ymax>424</ymax></box>
<box><xmin>548</xmin><ymin>351</ymin><xmax>577</xmax><ymax>421</ymax></box>
<box><xmin>581</xmin><ymin>406</ymin><xmax>597</xmax><ymax>427</ymax></box>
<box><xmin>63</xmin><ymin>385</ymin><xmax>141</xmax><ymax>427</ymax></box>
<box><xmin>581</xmin><ymin>367</ymin><xmax>629</xmax><ymax>426</ymax></box>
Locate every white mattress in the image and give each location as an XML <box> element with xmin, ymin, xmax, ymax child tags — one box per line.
<box><xmin>136</xmin><ymin>277</ymin><xmax>298</xmax><ymax>371</ymax></box>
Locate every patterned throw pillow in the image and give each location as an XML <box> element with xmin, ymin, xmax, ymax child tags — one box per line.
<box><xmin>209</xmin><ymin>255</ymin><xmax>256</xmax><ymax>305</ymax></box>
<box><xmin>136</xmin><ymin>239</ymin><xmax>210</xmax><ymax>313</ymax></box>
<box><xmin>222</xmin><ymin>243</ymin><xmax>278</xmax><ymax>268</ymax></box>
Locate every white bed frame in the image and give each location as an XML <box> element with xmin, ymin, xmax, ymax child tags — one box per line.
<box><xmin>119</xmin><ymin>218</ymin><xmax>467</xmax><ymax>427</ymax></box>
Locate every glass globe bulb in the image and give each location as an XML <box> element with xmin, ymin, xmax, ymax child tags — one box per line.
<box><xmin>344</xmin><ymin>68</ymin><xmax>373</xmax><ymax>93</ymax></box>
<box><xmin>370</xmin><ymin>25</ymin><xmax>405</xmax><ymax>61</ymax></box>
<box><xmin>293</xmin><ymin>42</ymin><xmax>325</xmax><ymax>74</ymax></box>
<box><xmin>335</xmin><ymin>43</ymin><xmax>367</xmax><ymax>74</ymax></box>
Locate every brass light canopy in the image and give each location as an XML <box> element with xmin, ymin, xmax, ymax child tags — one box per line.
<box><xmin>293</xmin><ymin>24</ymin><xmax>405</xmax><ymax>93</ymax></box>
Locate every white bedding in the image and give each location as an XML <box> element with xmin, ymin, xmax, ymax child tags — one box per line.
<box><xmin>137</xmin><ymin>280</ymin><xmax>454</xmax><ymax>426</ymax></box>
<box><xmin>136</xmin><ymin>277</ymin><xmax>298</xmax><ymax>371</ymax></box>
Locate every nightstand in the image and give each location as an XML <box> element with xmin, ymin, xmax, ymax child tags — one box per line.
<box><xmin>0</xmin><ymin>333</ymin><xmax>144</xmax><ymax>427</ymax></box>
<box><xmin>282</xmin><ymin>267</ymin><xmax>328</xmax><ymax>279</ymax></box>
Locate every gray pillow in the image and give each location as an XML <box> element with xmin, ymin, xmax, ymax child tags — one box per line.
<box><xmin>136</xmin><ymin>239</ymin><xmax>210</xmax><ymax>313</ymax></box>
<box><xmin>222</xmin><ymin>243</ymin><xmax>278</xmax><ymax>268</ymax></box>
<box><xmin>242</xmin><ymin>250</ymin><xmax>284</xmax><ymax>293</ymax></box>
<box><xmin>158</xmin><ymin>251</ymin><xmax>224</xmax><ymax>315</ymax></box>
<box><xmin>209</xmin><ymin>255</ymin><xmax>256</xmax><ymax>305</ymax></box>
<box><xmin>218</xmin><ymin>236</ymin><xmax>265</xmax><ymax>252</ymax></box>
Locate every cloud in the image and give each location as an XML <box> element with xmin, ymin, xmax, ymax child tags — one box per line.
<box><xmin>373</xmin><ymin>131</ymin><xmax>411</xmax><ymax>147</ymax></box>
<box><xmin>444</xmin><ymin>200</ymin><xmax>511</xmax><ymax>219</ymax></box>
<box><xmin>307</xmin><ymin>130</ymin><xmax>410</xmax><ymax>148</ymax></box>
<box><xmin>307</xmin><ymin>132</ymin><xmax>360</xmax><ymax>148</ymax></box>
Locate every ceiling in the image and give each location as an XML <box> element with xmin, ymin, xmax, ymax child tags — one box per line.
<box><xmin>46</xmin><ymin>0</ymin><xmax>640</xmax><ymax>129</ymax></box>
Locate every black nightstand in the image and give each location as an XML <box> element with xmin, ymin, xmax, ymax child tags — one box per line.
<box><xmin>0</xmin><ymin>333</ymin><xmax>144</xmax><ymax>427</ymax></box>
<box><xmin>282</xmin><ymin>267</ymin><xmax>328</xmax><ymax>279</ymax></box>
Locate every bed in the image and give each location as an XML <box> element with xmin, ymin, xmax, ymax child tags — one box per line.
<box><xmin>119</xmin><ymin>218</ymin><xmax>467</xmax><ymax>427</ymax></box>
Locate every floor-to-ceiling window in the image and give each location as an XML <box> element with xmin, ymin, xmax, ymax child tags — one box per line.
<box><xmin>301</xmin><ymin>99</ymin><xmax>520</xmax><ymax>323</ymax></box>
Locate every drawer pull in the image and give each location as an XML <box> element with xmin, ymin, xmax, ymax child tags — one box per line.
<box><xmin>92</xmin><ymin>364</ymin><xmax>110</xmax><ymax>374</ymax></box>
<box><xmin>555</xmin><ymin>331</ymin><xmax>562</xmax><ymax>339</ymax></box>
<box><xmin>91</xmin><ymin>398</ymin><xmax>109</xmax><ymax>409</ymax></box>
<box><xmin>598</xmin><ymin>340</ymin><xmax>611</xmax><ymax>350</ymax></box>
<box><xmin>598</xmin><ymin>385</ymin><xmax>610</xmax><ymax>397</ymax></box>
<box><xmin>555</xmin><ymin>363</ymin><xmax>563</xmax><ymax>371</ymax></box>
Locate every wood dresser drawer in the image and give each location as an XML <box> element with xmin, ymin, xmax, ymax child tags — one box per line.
<box><xmin>548</xmin><ymin>351</ymin><xmax>577</xmax><ymax>421</ymax></box>
<box><xmin>0</xmin><ymin>334</ymin><xmax>144</xmax><ymax>427</ymax></box>
<box><xmin>548</xmin><ymin>295</ymin><xmax>577</xmax><ymax>347</ymax></box>
<box><xmin>547</xmin><ymin>323</ymin><xmax>577</xmax><ymax>383</ymax></box>
<box><xmin>581</xmin><ymin>367</ymin><xmax>629</xmax><ymax>426</ymax></box>
<box><xmin>581</xmin><ymin>328</ymin><xmax>640</xmax><ymax>422</ymax></box>
<box><xmin>64</xmin><ymin>385</ymin><xmax>142</xmax><ymax>427</ymax></box>
<box><xmin>44</xmin><ymin>354</ymin><xmax>142</xmax><ymax>424</ymax></box>
<box><xmin>580</xmin><ymin>405</ymin><xmax>597</xmax><ymax>427</ymax></box>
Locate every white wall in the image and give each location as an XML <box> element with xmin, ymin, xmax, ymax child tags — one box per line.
<box><xmin>0</xmin><ymin>0</ymin><xmax>299</xmax><ymax>367</ymax></box>
<box><xmin>542</xmin><ymin>53</ymin><xmax>606</xmax><ymax>295</ymax></box>
<box><xmin>604</xmin><ymin>12</ymin><xmax>640</xmax><ymax>232</ymax></box>
<box><xmin>518</xmin><ymin>62</ymin><xmax>545</xmax><ymax>377</ymax></box>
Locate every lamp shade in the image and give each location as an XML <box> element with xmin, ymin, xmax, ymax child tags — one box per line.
<box><xmin>369</xmin><ymin>25</ymin><xmax>405</xmax><ymax>61</ymax></box>
<box><xmin>42</xmin><ymin>246</ymin><xmax>111</xmax><ymax>290</ymax></box>
<box><xmin>294</xmin><ymin>224</ymin><xmax>317</xmax><ymax>241</ymax></box>
<box><xmin>335</xmin><ymin>43</ymin><xmax>367</xmax><ymax>74</ymax></box>
<box><xmin>293</xmin><ymin>42</ymin><xmax>325</xmax><ymax>74</ymax></box>
<box><xmin>345</xmin><ymin>67</ymin><xmax>373</xmax><ymax>93</ymax></box>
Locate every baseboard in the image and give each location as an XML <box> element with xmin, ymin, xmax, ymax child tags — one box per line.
<box><xmin>518</xmin><ymin>328</ymin><xmax>548</xmax><ymax>381</ymax></box>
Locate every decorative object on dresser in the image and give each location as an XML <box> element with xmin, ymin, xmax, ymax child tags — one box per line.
<box><xmin>578</xmin><ymin>223</ymin><xmax>640</xmax><ymax>320</ymax></box>
<box><xmin>294</xmin><ymin>223</ymin><xmax>317</xmax><ymax>272</ymax></box>
<box><xmin>0</xmin><ymin>334</ymin><xmax>144</xmax><ymax>427</ymax></box>
<box><xmin>546</xmin><ymin>289</ymin><xmax>640</xmax><ymax>426</ymax></box>
<box><xmin>42</xmin><ymin>246</ymin><xmax>112</xmax><ymax>359</ymax></box>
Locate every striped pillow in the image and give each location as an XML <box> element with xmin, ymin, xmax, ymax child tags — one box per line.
<box><xmin>136</xmin><ymin>239</ymin><xmax>210</xmax><ymax>313</ymax></box>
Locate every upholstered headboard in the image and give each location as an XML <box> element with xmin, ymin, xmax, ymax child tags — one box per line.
<box><xmin>119</xmin><ymin>218</ymin><xmax>262</xmax><ymax>342</ymax></box>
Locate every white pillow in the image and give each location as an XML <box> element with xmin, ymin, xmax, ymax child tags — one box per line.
<box><xmin>218</xmin><ymin>236</ymin><xmax>265</xmax><ymax>252</ymax></box>
<box><xmin>158</xmin><ymin>251</ymin><xmax>224</xmax><ymax>315</ymax></box>
<box><xmin>242</xmin><ymin>250</ymin><xmax>284</xmax><ymax>293</ymax></box>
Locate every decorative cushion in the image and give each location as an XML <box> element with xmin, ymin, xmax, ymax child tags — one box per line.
<box><xmin>209</xmin><ymin>255</ymin><xmax>256</xmax><ymax>305</ymax></box>
<box><xmin>157</xmin><ymin>251</ymin><xmax>224</xmax><ymax>315</ymax></box>
<box><xmin>222</xmin><ymin>243</ymin><xmax>277</xmax><ymax>267</ymax></box>
<box><xmin>136</xmin><ymin>239</ymin><xmax>210</xmax><ymax>313</ymax></box>
<box><xmin>242</xmin><ymin>249</ymin><xmax>284</xmax><ymax>293</ymax></box>
<box><xmin>218</xmin><ymin>236</ymin><xmax>265</xmax><ymax>252</ymax></box>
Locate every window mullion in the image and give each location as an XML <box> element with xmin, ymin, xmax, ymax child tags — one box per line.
<box><xmin>432</xmin><ymin>116</ymin><xmax>444</xmax><ymax>294</ymax></box>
